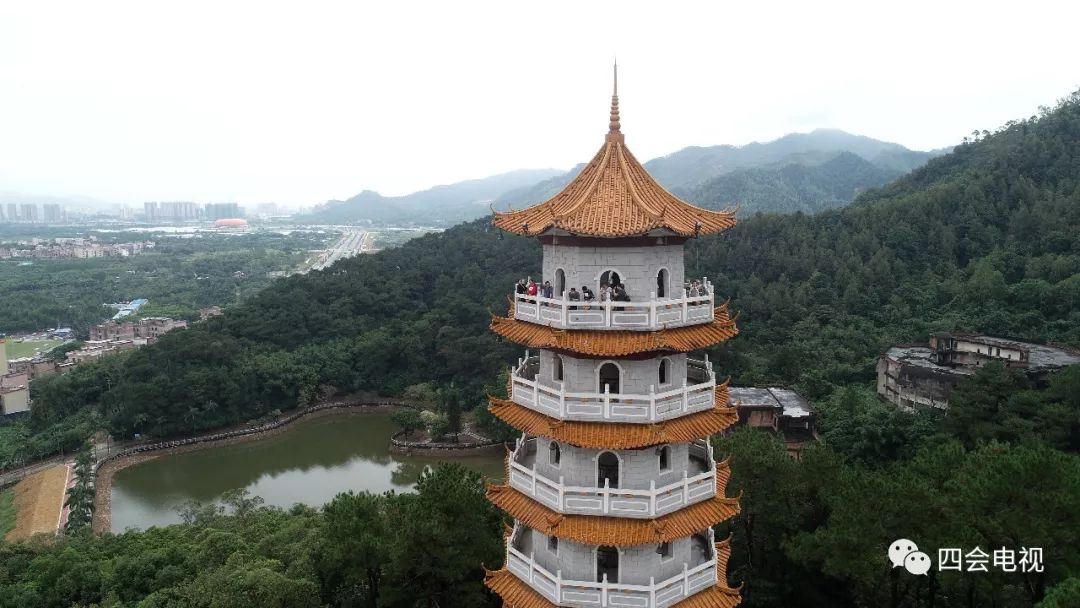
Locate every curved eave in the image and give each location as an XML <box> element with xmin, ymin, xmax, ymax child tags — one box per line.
<box><xmin>487</xmin><ymin>390</ymin><xmax>738</xmax><ymax>450</ymax></box>
<box><xmin>485</xmin><ymin>538</ymin><xmax>740</xmax><ymax>608</ymax></box>
<box><xmin>491</xmin><ymin>140</ymin><xmax>737</xmax><ymax>238</ymax></box>
<box><xmin>489</xmin><ymin>306</ymin><xmax>739</xmax><ymax>356</ymax></box>
<box><xmin>487</xmin><ymin>484</ymin><xmax>739</xmax><ymax>547</ymax></box>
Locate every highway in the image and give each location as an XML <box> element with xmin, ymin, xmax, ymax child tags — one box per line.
<box><xmin>310</xmin><ymin>230</ymin><xmax>370</xmax><ymax>271</ymax></box>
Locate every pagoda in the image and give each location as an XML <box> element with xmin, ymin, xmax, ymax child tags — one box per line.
<box><xmin>483</xmin><ymin>66</ymin><xmax>742</xmax><ymax>608</ymax></box>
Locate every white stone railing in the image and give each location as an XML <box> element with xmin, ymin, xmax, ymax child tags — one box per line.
<box><xmin>508</xmin><ymin>439</ymin><xmax>717</xmax><ymax>519</ymax></box>
<box><xmin>511</xmin><ymin>355</ymin><xmax>716</xmax><ymax>423</ymax></box>
<box><xmin>513</xmin><ymin>279</ymin><xmax>714</xmax><ymax>331</ymax></box>
<box><xmin>505</xmin><ymin>528</ymin><xmax>717</xmax><ymax>608</ymax></box>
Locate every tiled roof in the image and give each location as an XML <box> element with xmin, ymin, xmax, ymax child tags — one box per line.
<box><xmin>486</xmin><ymin>485</ymin><xmax>739</xmax><ymax>546</ymax></box>
<box><xmin>491</xmin><ymin>306</ymin><xmax>739</xmax><ymax>356</ymax></box>
<box><xmin>488</xmin><ymin>390</ymin><xmax>738</xmax><ymax>449</ymax></box>
<box><xmin>486</xmin><ymin>538</ymin><xmax>741</xmax><ymax>608</ymax></box>
<box><xmin>491</xmin><ymin>119</ymin><xmax>736</xmax><ymax>239</ymax></box>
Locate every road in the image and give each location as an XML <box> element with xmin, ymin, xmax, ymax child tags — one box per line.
<box><xmin>310</xmin><ymin>230</ymin><xmax>370</xmax><ymax>271</ymax></box>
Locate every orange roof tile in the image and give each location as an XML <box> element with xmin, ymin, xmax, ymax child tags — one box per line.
<box><xmin>491</xmin><ymin>306</ymin><xmax>738</xmax><ymax>356</ymax></box>
<box><xmin>491</xmin><ymin>83</ymin><xmax>736</xmax><ymax>239</ymax></box>
<box><xmin>488</xmin><ymin>389</ymin><xmax>738</xmax><ymax>450</ymax></box>
<box><xmin>487</xmin><ymin>485</ymin><xmax>739</xmax><ymax>546</ymax></box>
<box><xmin>485</xmin><ymin>540</ymin><xmax>740</xmax><ymax>608</ymax></box>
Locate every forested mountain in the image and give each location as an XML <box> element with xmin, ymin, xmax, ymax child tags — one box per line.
<box><xmin>684</xmin><ymin>150</ymin><xmax>900</xmax><ymax>214</ymax></box>
<box><xmin>10</xmin><ymin>91</ymin><xmax>1080</xmax><ymax>607</ymax></box>
<box><xmin>495</xmin><ymin>129</ymin><xmax>943</xmax><ymax>213</ymax></box>
<box><xmin>645</xmin><ymin>128</ymin><xmax>937</xmax><ymax>189</ymax></box>
<box><xmin>300</xmin><ymin>169</ymin><xmax>561</xmax><ymax>226</ymax></box>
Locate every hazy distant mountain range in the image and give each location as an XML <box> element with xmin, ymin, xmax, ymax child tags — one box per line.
<box><xmin>301</xmin><ymin>169</ymin><xmax>562</xmax><ymax>226</ymax></box>
<box><xmin>300</xmin><ymin>129</ymin><xmax>951</xmax><ymax>225</ymax></box>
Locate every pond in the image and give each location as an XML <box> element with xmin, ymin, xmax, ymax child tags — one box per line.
<box><xmin>109</xmin><ymin>411</ymin><xmax>505</xmax><ymax>531</ymax></box>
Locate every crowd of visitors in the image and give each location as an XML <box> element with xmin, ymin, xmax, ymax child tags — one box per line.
<box><xmin>515</xmin><ymin>276</ymin><xmax>709</xmax><ymax>305</ymax></box>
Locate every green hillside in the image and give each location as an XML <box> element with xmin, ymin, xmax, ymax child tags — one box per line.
<box><xmin>684</xmin><ymin>150</ymin><xmax>901</xmax><ymax>215</ymax></box>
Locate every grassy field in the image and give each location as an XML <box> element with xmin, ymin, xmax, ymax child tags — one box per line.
<box><xmin>0</xmin><ymin>489</ymin><xmax>14</xmax><ymax>538</ymax></box>
<box><xmin>4</xmin><ymin>339</ymin><xmax>63</xmax><ymax>360</ymax></box>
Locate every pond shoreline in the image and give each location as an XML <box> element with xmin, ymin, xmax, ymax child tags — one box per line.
<box><xmin>92</xmin><ymin>402</ymin><xmax>502</xmax><ymax>535</ymax></box>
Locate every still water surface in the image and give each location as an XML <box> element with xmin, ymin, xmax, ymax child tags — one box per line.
<box><xmin>110</xmin><ymin>412</ymin><xmax>505</xmax><ymax>531</ymax></box>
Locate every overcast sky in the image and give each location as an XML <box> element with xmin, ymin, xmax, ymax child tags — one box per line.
<box><xmin>2</xmin><ymin>1</ymin><xmax>1078</xmax><ymax>207</ymax></box>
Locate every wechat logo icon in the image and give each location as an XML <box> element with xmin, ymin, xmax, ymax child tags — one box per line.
<box><xmin>889</xmin><ymin>539</ymin><xmax>932</xmax><ymax>575</ymax></box>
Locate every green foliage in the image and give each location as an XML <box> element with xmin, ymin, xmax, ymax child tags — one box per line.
<box><xmin>64</xmin><ymin>442</ymin><xmax>96</xmax><ymax>534</ymax></box>
<box><xmin>0</xmin><ymin>489</ymin><xmax>15</xmax><ymax>539</ymax></box>
<box><xmin>816</xmin><ymin>387</ymin><xmax>940</xmax><ymax>465</ymax></box>
<box><xmin>390</xmin><ymin>408</ymin><xmax>425</xmax><ymax>436</ymax></box>
<box><xmin>943</xmin><ymin>363</ymin><xmax>1080</xmax><ymax>451</ymax></box>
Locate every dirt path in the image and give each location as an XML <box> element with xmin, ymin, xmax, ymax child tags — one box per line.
<box><xmin>5</xmin><ymin>464</ymin><xmax>71</xmax><ymax>542</ymax></box>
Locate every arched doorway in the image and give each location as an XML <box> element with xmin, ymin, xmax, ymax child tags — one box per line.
<box><xmin>596</xmin><ymin>546</ymin><xmax>619</xmax><ymax>583</ymax></box>
<box><xmin>658</xmin><ymin>358</ymin><xmax>669</xmax><ymax>385</ymax></box>
<box><xmin>553</xmin><ymin>355</ymin><xmax>564</xmax><ymax>382</ymax></box>
<box><xmin>599</xmin><ymin>362</ymin><xmax>620</xmax><ymax>395</ymax></box>
<box><xmin>657</xmin><ymin>268</ymin><xmax>668</xmax><ymax>298</ymax></box>
<box><xmin>597</xmin><ymin>451</ymin><xmax>619</xmax><ymax>488</ymax></box>
<box><xmin>555</xmin><ymin>269</ymin><xmax>565</xmax><ymax>297</ymax></box>
<box><xmin>599</xmin><ymin>270</ymin><xmax>621</xmax><ymax>289</ymax></box>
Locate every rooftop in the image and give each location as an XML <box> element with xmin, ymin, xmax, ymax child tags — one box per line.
<box><xmin>730</xmin><ymin>386</ymin><xmax>813</xmax><ymax>418</ymax></box>
<box><xmin>490</xmin><ymin>304</ymin><xmax>739</xmax><ymax>356</ymax></box>
<box><xmin>492</xmin><ymin>65</ymin><xmax>736</xmax><ymax>239</ymax></box>
<box><xmin>886</xmin><ymin>336</ymin><xmax>1080</xmax><ymax>376</ymax></box>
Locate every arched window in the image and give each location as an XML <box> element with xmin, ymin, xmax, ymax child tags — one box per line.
<box><xmin>555</xmin><ymin>268</ymin><xmax>565</xmax><ymax>296</ymax></box>
<box><xmin>597</xmin><ymin>451</ymin><xmax>619</xmax><ymax>488</ymax></box>
<box><xmin>549</xmin><ymin>442</ymin><xmax>561</xmax><ymax>466</ymax></box>
<box><xmin>599</xmin><ymin>362</ymin><xmax>620</xmax><ymax>394</ymax></box>
<box><xmin>657</xmin><ymin>268</ymin><xmax>668</xmax><ymax>298</ymax></box>
<box><xmin>692</xmin><ymin>534</ymin><xmax>710</xmax><ymax>562</ymax></box>
<box><xmin>597</xmin><ymin>546</ymin><xmax>619</xmax><ymax>583</ymax></box>
<box><xmin>658</xmin><ymin>445</ymin><xmax>671</xmax><ymax>472</ymax></box>
<box><xmin>553</xmin><ymin>355</ymin><xmax>564</xmax><ymax>382</ymax></box>
<box><xmin>658</xmin><ymin>358</ymin><xmax>669</xmax><ymax>385</ymax></box>
<box><xmin>548</xmin><ymin>535</ymin><xmax>559</xmax><ymax>554</ymax></box>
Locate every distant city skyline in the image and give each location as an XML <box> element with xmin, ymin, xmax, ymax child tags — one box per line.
<box><xmin>2</xmin><ymin>1</ymin><xmax>1078</xmax><ymax>207</ymax></box>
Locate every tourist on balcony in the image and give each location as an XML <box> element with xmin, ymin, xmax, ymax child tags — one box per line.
<box><xmin>582</xmin><ymin>285</ymin><xmax>595</xmax><ymax>302</ymax></box>
<box><xmin>516</xmin><ymin>279</ymin><xmax>527</xmax><ymax>296</ymax></box>
<box><xmin>599</xmin><ymin>284</ymin><xmax>611</xmax><ymax>302</ymax></box>
<box><xmin>542</xmin><ymin>280</ymin><xmax>554</xmax><ymax>299</ymax></box>
<box><xmin>567</xmin><ymin>287</ymin><xmax>581</xmax><ymax>309</ymax></box>
<box><xmin>527</xmin><ymin>278</ymin><xmax>538</xmax><ymax>297</ymax></box>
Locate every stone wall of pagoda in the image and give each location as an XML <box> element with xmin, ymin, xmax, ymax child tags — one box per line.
<box><xmin>541</xmin><ymin>243</ymin><xmax>685</xmax><ymax>299</ymax></box>
<box><xmin>521</xmin><ymin>435</ymin><xmax>696</xmax><ymax>490</ymax></box>
<box><xmin>537</xmin><ymin>351</ymin><xmax>689</xmax><ymax>395</ymax></box>
<box><xmin>515</xmin><ymin>526</ymin><xmax>708</xmax><ymax>585</ymax></box>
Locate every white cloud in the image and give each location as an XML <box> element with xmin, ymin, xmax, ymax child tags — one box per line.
<box><xmin>1</xmin><ymin>0</ymin><xmax>1077</xmax><ymax>206</ymax></box>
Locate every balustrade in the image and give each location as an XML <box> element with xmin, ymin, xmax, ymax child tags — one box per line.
<box><xmin>513</xmin><ymin>278</ymin><xmax>715</xmax><ymax>331</ymax></box>
<box><xmin>508</xmin><ymin>438</ymin><xmax>718</xmax><ymax>518</ymax></box>
<box><xmin>510</xmin><ymin>355</ymin><xmax>716</xmax><ymax>423</ymax></box>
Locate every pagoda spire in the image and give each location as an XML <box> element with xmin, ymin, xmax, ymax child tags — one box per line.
<box><xmin>607</xmin><ymin>60</ymin><xmax>622</xmax><ymax>141</ymax></box>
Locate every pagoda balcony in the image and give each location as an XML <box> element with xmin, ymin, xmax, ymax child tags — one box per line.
<box><xmin>513</xmin><ymin>279</ymin><xmax>715</xmax><ymax>331</ymax></box>
<box><xmin>510</xmin><ymin>356</ymin><xmax>716</xmax><ymax>423</ymax></box>
<box><xmin>508</xmin><ymin>437</ymin><xmax>717</xmax><ymax>519</ymax></box>
<box><xmin>506</xmin><ymin>523</ymin><xmax>717</xmax><ymax>608</ymax></box>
